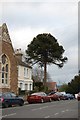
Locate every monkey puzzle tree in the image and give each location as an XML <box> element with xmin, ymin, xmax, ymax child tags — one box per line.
<box><xmin>26</xmin><ymin>33</ymin><xmax>68</xmax><ymax>90</ymax></box>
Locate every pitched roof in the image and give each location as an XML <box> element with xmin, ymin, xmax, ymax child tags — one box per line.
<box><xmin>0</xmin><ymin>23</ymin><xmax>11</xmax><ymax>43</ymax></box>
<box><xmin>16</xmin><ymin>57</ymin><xmax>32</xmax><ymax>68</ymax></box>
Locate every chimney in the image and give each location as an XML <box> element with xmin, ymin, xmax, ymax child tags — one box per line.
<box><xmin>15</xmin><ymin>48</ymin><xmax>23</xmax><ymax>60</ymax></box>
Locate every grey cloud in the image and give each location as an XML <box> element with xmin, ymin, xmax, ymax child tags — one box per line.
<box><xmin>2</xmin><ymin>2</ymin><xmax>77</xmax><ymax>28</ymax></box>
<box><xmin>1</xmin><ymin>1</ymin><xmax>78</xmax><ymax>84</ymax></box>
<box><xmin>48</xmin><ymin>63</ymin><xmax>78</xmax><ymax>84</ymax></box>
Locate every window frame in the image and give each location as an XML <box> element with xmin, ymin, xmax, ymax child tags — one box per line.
<box><xmin>1</xmin><ymin>54</ymin><xmax>10</xmax><ymax>86</ymax></box>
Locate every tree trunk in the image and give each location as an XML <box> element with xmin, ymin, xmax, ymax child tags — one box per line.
<box><xmin>44</xmin><ymin>62</ymin><xmax>47</xmax><ymax>91</ymax></box>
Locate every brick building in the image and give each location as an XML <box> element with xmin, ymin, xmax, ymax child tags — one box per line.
<box><xmin>46</xmin><ymin>82</ymin><xmax>57</xmax><ymax>92</ymax></box>
<box><xmin>0</xmin><ymin>23</ymin><xmax>18</xmax><ymax>94</ymax></box>
<box><xmin>0</xmin><ymin>23</ymin><xmax>33</xmax><ymax>94</ymax></box>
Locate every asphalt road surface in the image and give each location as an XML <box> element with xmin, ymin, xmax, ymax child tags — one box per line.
<box><xmin>0</xmin><ymin>99</ymin><xmax>79</xmax><ymax>119</ymax></box>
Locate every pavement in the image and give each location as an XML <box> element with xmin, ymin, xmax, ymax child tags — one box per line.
<box><xmin>24</xmin><ymin>101</ymin><xmax>28</xmax><ymax>105</ymax></box>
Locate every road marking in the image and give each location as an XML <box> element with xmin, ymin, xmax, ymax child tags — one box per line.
<box><xmin>2</xmin><ymin>113</ymin><xmax>16</xmax><ymax>118</ymax></box>
<box><xmin>44</xmin><ymin>116</ymin><xmax>50</xmax><ymax>118</ymax></box>
<box><xmin>66</xmin><ymin>109</ymin><xmax>69</xmax><ymax>111</ymax></box>
<box><xmin>2</xmin><ymin>106</ymin><xmax>23</xmax><ymax>111</ymax></box>
<box><xmin>32</xmin><ymin>106</ymin><xmax>48</xmax><ymax>111</ymax></box>
<box><xmin>62</xmin><ymin>110</ymin><xmax>65</xmax><ymax>113</ymax></box>
<box><xmin>54</xmin><ymin>113</ymin><xmax>59</xmax><ymax>115</ymax></box>
<box><xmin>39</xmin><ymin>106</ymin><xmax>48</xmax><ymax>109</ymax></box>
<box><xmin>32</xmin><ymin>108</ymin><xmax>38</xmax><ymax>111</ymax></box>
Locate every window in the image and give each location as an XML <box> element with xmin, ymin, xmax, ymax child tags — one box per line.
<box><xmin>24</xmin><ymin>68</ymin><xmax>26</xmax><ymax>77</ymax></box>
<box><xmin>4</xmin><ymin>93</ymin><xmax>11</xmax><ymax>98</ymax></box>
<box><xmin>18</xmin><ymin>66</ymin><xmax>20</xmax><ymax>77</ymax></box>
<box><xmin>6</xmin><ymin>64</ymin><xmax>8</xmax><ymax>72</ymax></box>
<box><xmin>25</xmin><ymin>84</ymin><xmax>28</xmax><ymax>90</ymax></box>
<box><xmin>2</xmin><ymin>54</ymin><xmax>6</xmax><ymax>64</ymax></box>
<box><xmin>24</xmin><ymin>68</ymin><xmax>29</xmax><ymax>78</ymax></box>
<box><xmin>1</xmin><ymin>54</ymin><xmax>9</xmax><ymax>85</ymax></box>
<box><xmin>29</xmin><ymin>84</ymin><xmax>32</xmax><ymax>91</ymax></box>
<box><xmin>10</xmin><ymin>93</ymin><xmax>16</xmax><ymax>97</ymax></box>
<box><xmin>20</xmin><ymin>83</ymin><xmax>22</xmax><ymax>90</ymax></box>
<box><xmin>27</xmin><ymin>69</ymin><xmax>28</xmax><ymax>76</ymax></box>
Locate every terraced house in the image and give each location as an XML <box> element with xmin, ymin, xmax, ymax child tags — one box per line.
<box><xmin>0</xmin><ymin>23</ymin><xmax>33</xmax><ymax>94</ymax></box>
<box><xmin>15</xmin><ymin>48</ymin><xmax>33</xmax><ymax>92</ymax></box>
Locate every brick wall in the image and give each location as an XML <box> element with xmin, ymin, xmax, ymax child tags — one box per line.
<box><xmin>0</xmin><ymin>24</ymin><xmax>18</xmax><ymax>94</ymax></box>
<box><xmin>1</xmin><ymin>41</ymin><xmax>18</xmax><ymax>94</ymax></box>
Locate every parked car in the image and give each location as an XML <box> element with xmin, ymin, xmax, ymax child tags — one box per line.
<box><xmin>55</xmin><ymin>92</ymin><xmax>67</xmax><ymax>100</ymax></box>
<box><xmin>27</xmin><ymin>92</ymin><xmax>52</xmax><ymax>104</ymax></box>
<box><xmin>0</xmin><ymin>92</ymin><xmax>24</xmax><ymax>108</ymax></box>
<box><xmin>48</xmin><ymin>91</ymin><xmax>56</xmax><ymax>95</ymax></box>
<box><xmin>61</xmin><ymin>94</ymin><xmax>71</xmax><ymax>100</ymax></box>
<box><xmin>54</xmin><ymin>92</ymin><xmax>63</xmax><ymax>100</ymax></box>
<box><xmin>65</xmin><ymin>94</ymin><xmax>74</xmax><ymax>100</ymax></box>
<box><xmin>48</xmin><ymin>92</ymin><xmax>60</xmax><ymax>101</ymax></box>
<box><xmin>77</xmin><ymin>92</ymin><xmax>80</xmax><ymax>101</ymax></box>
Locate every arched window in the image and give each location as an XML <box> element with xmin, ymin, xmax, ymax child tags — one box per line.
<box><xmin>1</xmin><ymin>54</ymin><xmax>10</xmax><ymax>85</ymax></box>
<box><xmin>2</xmin><ymin>67</ymin><xmax>4</xmax><ymax>83</ymax></box>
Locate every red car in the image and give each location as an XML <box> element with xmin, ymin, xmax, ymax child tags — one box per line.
<box><xmin>27</xmin><ymin>92</ymin><xmax>52</xmax><ymax>104</ymax></box>
<box><xmin>48</xmin><ymin>92</ymin><xmax>60</xmax><ymax>101</ymax></box>
<box><xmin>77</xmin><ymin>92</ymin><xmax>80</xmax><ymax>101</ymax></box>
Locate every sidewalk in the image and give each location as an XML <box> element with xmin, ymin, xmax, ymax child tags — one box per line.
<box><xmin>24</xmin><ymin>101</ymin><xmax>28</xmax><ymax>105</ymax></box>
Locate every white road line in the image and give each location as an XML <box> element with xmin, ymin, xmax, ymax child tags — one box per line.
<box><xmin>62</xmin><ymin>110</ymin><xmax>65</xmax><ymax>113</ymax></box>
<box><xmin>32</xmin><ymin>106</ymin><xmax>48</xmax><ymax>111</ymax></box>
<box><xmin>44</xmin><ymin>116</ymin><xmax>50</xmax><ymax>118</ymax></box>
<box><xmin>32</xmin><ymin>108</ymin><xmax>39</xmax><ymax>111</ymax></box>
<box><xmin>66</xmin><ymin>109</ymin><xmax>69</xmax><ymax>112</ymax></box>
<box><xmin>39</xmin><ymin>106</ymin><xmax>48</xmax><ymax>109</ymax></box>
<box><xmin>2</xmin><ymin>113</ymin><xmax>16</xmax><ymax>118</ymax></box>
<box><xmin>54</xmin><ymin>113</ymin><xmax>59</xmax><ymax>115</ymax></box>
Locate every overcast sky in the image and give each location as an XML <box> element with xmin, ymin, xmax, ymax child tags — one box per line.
<box><xmin>0</xmin><ymin>0</ymin><xmax>79</xmax><ymax>85</ymax></box>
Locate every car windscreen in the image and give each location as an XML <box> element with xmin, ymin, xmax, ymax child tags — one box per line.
<box><xmin>31</xmin><ymin>92</ymin><xmax>46</xmax><ymax>96</ymax></box>
<box><xmin>31</xmin><ymin>93</ymin><xmax>41</xmax><ymax>96</ymax></box>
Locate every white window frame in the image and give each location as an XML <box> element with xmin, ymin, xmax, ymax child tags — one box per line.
<box><xmin>1</xmin><ymin>54</ymin><xmax>9</xmax><ymax>85</ymax></box>
<box><xmin>25</xmin><ymin>84</ymin><xmax>28</xmax><ymax>90</ymax></box>
<box><xmin>20</xmin><ymin>83</ymin><xmax>23</xmax><ymax>90</ymax></box>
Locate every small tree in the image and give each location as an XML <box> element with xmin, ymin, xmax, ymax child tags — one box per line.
<box><xmin>59</xmin><ymin>84</ymin><xmax>68</xmax><ymax>92</ymax></box>
<box><xmin>67</xmin><ymin>75</ymin><xmax>80</xmax><ymax>94</ymax></box>
<box><xmin>26</xmin><ymin>33</ymin><xmax>68</xmax><ymax>90</ymax></box>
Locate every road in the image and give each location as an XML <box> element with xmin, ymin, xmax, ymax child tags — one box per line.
<box><xmin>0</xmin><ymin>99</ymin><xmax>79</xmax><ymax>119</ymax></box>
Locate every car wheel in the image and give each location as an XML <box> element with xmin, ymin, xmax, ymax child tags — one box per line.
<box><xmin>8</xmin><ymin>104</ymin><xmax>12</xmax><ymax>107</ymax></box>
<box><xmin>58</xmin><ymin>98</ymin><xmax>60</xmax><ymax>101</ymax></box>
<box><xmin>4</xmin><ymin>102</ymin><xmax>9</xmax><ymax>108</ymax></box>
<box><xmin>28</xmin><ymin>102</ymin><xmax>32</xmax><ymax>104</ymax></box>
<box><xmin>49</xmin><ymin>98</ymin><xmax>52</xmax><ymax>102</ymax></box>
<box><xmin>19</xmin><ymin>100</ymin><xmax>24</xmax><ymax>106</ymax></box>
<box><xmin>41</xmin><ymin>99</ymin><xmax>44</xmax><ymax>103</ymax></box>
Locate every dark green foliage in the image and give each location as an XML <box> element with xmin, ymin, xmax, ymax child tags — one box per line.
<box><xmin>34</xmin><ymin>82</ymin><xmax>43</xmax><ymax>91</ymax></box>
<box><xmin>59</xmin><ymin>74</ymin><xmax>80</xmax><ymax>94</ymax></box>
<box><xmin>67</xmin><ymin>75</ymin><xmax>80</xmax><ymax>94</ymax></box>
<box><xmin>59</xmin><ymin>84</ymin><xmax>68</xmax><ymax>92</ymax></box>
<box><xmin>26</xmin><ymin>33</ymin><xmax>68</xmax><ymax>88</ymax></box>
<box><xmin>26</xmin><ymin>33</ymin><xmax>67</xmax><ymax>66</ymax></box>
<box><xmin>33</xmin><ymin>81</ymin><xmax>48</xmax><ymax>92</ymax></box>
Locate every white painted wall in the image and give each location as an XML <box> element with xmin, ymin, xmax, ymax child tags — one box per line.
<box><xmin>18</xmin><ymin>65</ymin><xmax>33</xmax><ymax>91</ymax></box>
